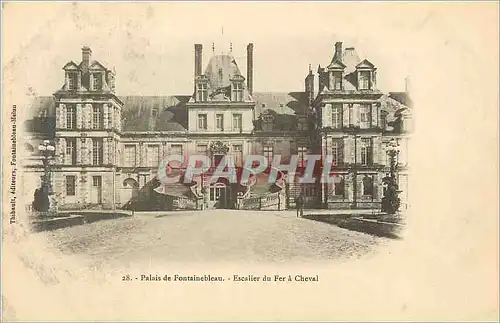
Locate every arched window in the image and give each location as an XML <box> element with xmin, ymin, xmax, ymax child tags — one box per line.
<box><xmin>362</xmin><ymin>175</ymin><xmax>373</xmax><ymax>196</ymax></box>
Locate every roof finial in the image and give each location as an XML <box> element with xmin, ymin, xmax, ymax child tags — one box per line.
<box><xmin>212</xmin><ymin>42</ymin><xmax>215</xmax><ymax>53</ymax></box>
<box><xmin>230</xmin><ymin>42</ymin><xmax>233</xmax><ymax>52</ymax></box>
<box><xmin>309</xmin><ymin>64</ymin><xmax>312</xmax><ymax>72</ymax></box>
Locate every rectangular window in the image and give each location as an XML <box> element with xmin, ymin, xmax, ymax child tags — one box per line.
<box><xmin>197</xmin><ymin>83</ymin><xmax>208</xmax><ymax>101</ymax></box>
<box><xmin>92</xmin><ymin>176</ymin><xmax>102</xmax><ymax>187</ymax></box>
<box><xmin>65</xmin><ymin>175</ymin><xmax>76</xmax><ymax>196</ymax></box>
<box><xmin>333</xmin><ymin>71</ymin><xmax>342</xmax><ymax>90</ymax></box>
<box><xmin>359</xmin><ymin>71</ymin><xmax>371</xmax><ymax>90</ymax></box>
<box><xmin>66</xmin><ymin>105</ymin><xmax>76</xmax><ymax>129</ymax></box>
<box><xmin>331</xmin><ymin>139</ymin><xmax>344</xmax><ymax>165</ymax></box>
<box><xmin>196</xmin><ymin>144</ymin><xmax>208</xmax><ymax>155</ymax></box>
<box><xmin>216</xmin><ymin>114</ymin><xmax>224</xmax><ymax>131</ymax></box>
<box><xmin>93</xmin><ymin>73</ymin><xmax>102</xmax><ymax>91</ymax></box>
<box><xmin>362</xmin><ymin>176</ymin><xmax>374</xmax><ymax>196</ymax></box>
<box><xmin>124</xmin><ymin>145</ymin><xmax>136</xmax><ymax>167</ymax></box>
<box><xmin>198</xmin><ymin>114</ymin><xmax>207</xmax><ymax>130</ymax></box>
<box><xmin>297</xmin><ymin>146</ymin><xmax>307</xmax><ymax>167</ymax></box>
<box><xmin>92</xmin><ymin>139</ymin><xmax>103</xmax><ymax>165</ymax></box>
<box><xmin>233</xmin><ymin>144</ymin><xmax>243</xmax><ymax>166</ymax></box>
<box><xmin>232</xmin><ymin>113</ymin><xmax>242</xmax><ymax>131</ymax></box>
<box><xmin>147</xmin><ymin>145</ymin><xmax>160</xmax><ymax>167</ymax></box>
<box><xmin>92</xmin><ymin>105</ymin><xmax>102</xmax><ymax>129</ymax></box>
<box><xmin>171</xmin><ymin>144</ymin><xmax>183</xmax><ymax>157</ymax></box>
<box><xmin>360</xmin><ymin>104</ymin><xmax>371</xmax><ymax>128</ymax></box>
<box><xmin>68</xmin><ymin>73</ymin><xmax>78</xmax><ymax>91</ymax></box>
<box><xmin>263</xmin><ymin>146</ymin><xmax>273</xmax><ymax>167</ymax></box>
<box><xmin>65</xmin><ymin>138</ymin><xmax>77</xmax><ymax>165</ymax></box>
<box><xmin>232</xmin><ymin>82</ymin><xmax>243</xmax><ymax>101</ymax></box>
<box><xmin>152</xmin><ymin>108</ymin><xmax>159</xmax><ymax>118</ymax></box>
<box><xmin>361</xmin><ymin>138</ymin><xmax>373</xmax><ymax>166</ymax></box>
<box><xmin>332</xmin><ymin>104</ymin><xmax>342</xmax><ymax>129</ymax></box>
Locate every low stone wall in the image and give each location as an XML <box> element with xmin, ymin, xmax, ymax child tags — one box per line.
<box><xmin>30</xmin><ymin>211</ymin><xmax>133</xmax><ymax>232</ymax></box>
<box><xmin>303</xmin><ymin>214</ymin><xmax>403</xmax><ymax>239</ymax></box>
<box><xmin>240</xmin><ymin>192</ymin><xmax>286</xmax><ymax>211</ymax></box>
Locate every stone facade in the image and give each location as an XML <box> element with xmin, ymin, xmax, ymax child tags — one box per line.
<box><xmin>21</xmin><ymin>42</ymin><xmax>412</xmax><ymax>211</ymax></box>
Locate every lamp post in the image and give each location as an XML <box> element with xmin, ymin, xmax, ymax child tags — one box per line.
<box><xmin>35</xmin><ymin>140</ymin><xmax>55</xmax><ymax>214</ymax></box>
<box><xmin>38</xmin><ymin>140</ymin><xmax>56</xmax><ymax>193</ymax></box>
<box><xmin>381</xmin><ymin>138</ymin><xmax>401</xmax><ymax>214</ymax></box>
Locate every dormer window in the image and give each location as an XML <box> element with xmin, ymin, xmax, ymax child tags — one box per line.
<box><xmin>68</xmin><ymin>73</ymin><xmax>78</xmax><ymax>91</ymax></box>
<box><xmin>358</xmin><ymin>71</ymin><xmax>371</xmax><ymax>90</ymax></box>
<box><xmin>197</xmin><ymin>82</ymin><xmax>208</xmax><ymax>101</ymax></box>
<box><xmin>93</xmin><ymin>73</ymin><xmax>102</xmax><ymax>91</ymax></box>
<box><xmin>232</xmin><ymin>82</ymin><xmax>243</xmax><ymax>102</ymax></box>
<box><xmin>333</xmin><ymin>71</ymin><xmax>343</xmax><ymax>90</ymax></box>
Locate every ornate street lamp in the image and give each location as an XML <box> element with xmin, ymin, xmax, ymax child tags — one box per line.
<box><xmin>34</xmin><ymin>140</ymin><xmax>55</xmax><ymax>213</ymax></box>
<box><xmin>381</xmin><ymin>138</ymin><xmax>401</xmax><ymax>214</ymax></box>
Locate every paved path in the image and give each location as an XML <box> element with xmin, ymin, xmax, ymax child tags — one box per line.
<box><xmin>45</xmin><ymin>210</ymin><xmax>387</xmax><ymax>266</ymax></box>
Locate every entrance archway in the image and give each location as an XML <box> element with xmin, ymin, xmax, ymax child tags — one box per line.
<box><xmin>208</xmin><ymin>182</ymin><xmax>230</xmax><ymax>209</ymax></box>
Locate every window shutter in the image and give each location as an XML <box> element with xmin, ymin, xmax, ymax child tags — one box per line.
<box><xmin>342</xmin><ymin>104</ymin><xmax>349</xmax><ymax>128</ymax></box>
<box><xmin>86</xmin><ymin>138</ymin><xmax>93</xmax><ymax>165</ymax></box>
<box><xmin>56</xmin><ymin>138</ymin><xmax>64</xmax><ymax>164</ymax></box>
<box><xmin>339</xmin><ymin>138</ymin><xmax>345</xmax><ymax>164</ymax></box>
<box><xmin>371</xmin><ymin>103</ymin><xmax>378</xmax><ymax>127</ymax></box>
<box><xmin>372</xmin><ymin>136</ymin><xmax>380</xmax><ymax>165</ymax></box>
<box><xmin>372</xmin><ymin>175</ymin><xmax>378</xmax><ymax>199</ymax></box>
<box><xmin>76</xmin><ymin>104</ymin><xmax>83</xmax><ymax>129</ymax></box>
<box><xmin>103</xmin><ymin>104</ymin><xmax>109</xmax><ymax>130</ymax></box>
<box><xmin>103</xmin><ymin>138</ymin><xmax>108</xmax><ymax>165</ymax></box>
<box><xmin>61</xmin><ymin>105</ymin><xmax>67</xmax><ymax>129</ymax></box>
<box><xmin>355</xmin><ymin>137</ymin><xmax>362</xmax><ymax>165</ymax></box>
<box><xmin>355</xmin><ymin>104</ymin><xmax>361</xmax><ymax>127</ymax></box>
<box><xmin>356</xmin><ymin>175</ymin><xmax>362</xmax><ymax>198</ymax></box>
<box><xmin>77</xmin><ymin>139</ymin><xmax>83</xmax><ymax>164</ymax></box>
<box><xmin>325</xmin><ymin>104</ymin><xmax>332</xmax><ymax>128</ymax></box>
<box><xmin>344</xmin><ymin>136</ymin><xmax>354</xmax><ymax>164</ymax></box>
<box><xmin>61</xmin><ymin>138</ymin><xmax>67</xmax><ymax>164</ymax></box>
<box><xmin>56</xmin><ymin>104</ymin><xmax>62</xmax><ymax>128</ymax></box>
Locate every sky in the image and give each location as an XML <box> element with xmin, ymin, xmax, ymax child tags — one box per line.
<box><xmin>1</xmin><ymin>2</ymin><xmax>439</xmax><ymax>100</ymax></box>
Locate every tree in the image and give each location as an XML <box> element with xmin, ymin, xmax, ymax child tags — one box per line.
<box><xmin>381</xmin><ymin>176</ymin><xmax>400</xmax><ymax>215</ymax></box>
<box><xmin>32</xmin><ymin>186</ymin><xmax>50</xmax><ymax>212</ymax></box>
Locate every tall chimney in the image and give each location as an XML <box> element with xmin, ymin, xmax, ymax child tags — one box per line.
<box><xmin>334</xmin><ymin>42</ymin><xmax>343</xmax><ymax>61</ymax></box>
<box><xmin>247</xmin><ymin>43</ymin><xmax>254</xmax><ymax>96</ymax></box>
<box><xmin>194</xmin><ymin>44</ymin><xmax>203</xmax><ymax>77</ymax></box>
<box><xmin>81</xmin><ymin>46</ymin><xmax>92</xmax><ymax>73</ymax></box>
<box><xmin>405</xmin><ymin>76</ymin><xmax>411</xmax><ymax>94</ymax></box>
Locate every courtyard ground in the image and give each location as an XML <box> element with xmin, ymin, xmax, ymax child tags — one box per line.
<box><xmin>42</xmin><ymin>209</ymin><xmax>389</xmax><ymax>267</ymax></box>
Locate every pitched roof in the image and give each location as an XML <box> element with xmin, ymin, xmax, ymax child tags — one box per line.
<box><xmin>389</xmin><ymin>92</ymin><xmax>413</xmax><ymax>109</ymax></box>
<box><xmin>252</xmin><ymin>92</ymin><xmax>308</xmax><ymax>116</ymax></box>
<box><xmin>204</xmin><ymin>54</ymin><xmax>242</xmax><ymax>89</ymax></box>
<box><xmin>120</xmin><ymin>96</ymin><xmax>191</xmax><ymax>132</ymax></box>
<box><xmin>380</xmin><ymin>94</ymin><xmax>411</xmax><ymax>123</ymax></box>
<box><xmin>342</xmin><ymin>47</ymin><xmax>361</xmax><ymax>75</ymax></box>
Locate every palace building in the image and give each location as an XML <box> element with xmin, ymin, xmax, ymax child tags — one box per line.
<box><xmin>21</xmin><ymin>42</ymin><xmax>412</xmax><ymax>212</ymax></box>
